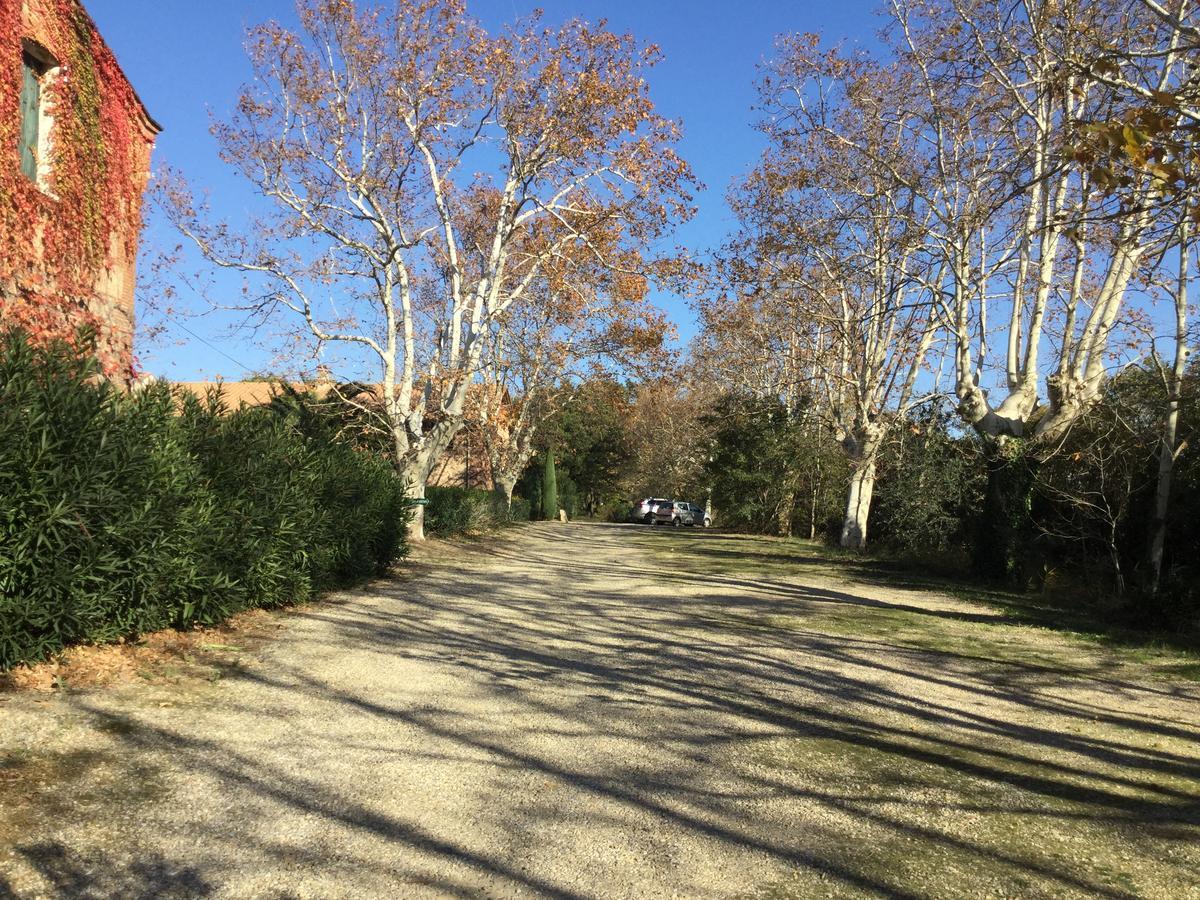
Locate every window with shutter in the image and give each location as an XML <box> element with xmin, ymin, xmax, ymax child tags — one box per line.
<box><xmin>19</xmin><ymin>52</ymin><xmax>42</xmax><ymax>182</ymax></box>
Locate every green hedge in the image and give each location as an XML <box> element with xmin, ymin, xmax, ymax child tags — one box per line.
<box><xmin>425</xmin><ymin>486</ymin><xmax>530</xmax><ymax>536</ymax></box>
<box><xmin>0</xmin><ymin>331</ymin><xmax>410</xmax><ymax>670</ymax></box>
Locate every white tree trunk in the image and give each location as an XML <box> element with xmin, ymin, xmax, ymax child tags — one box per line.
<box><xmin>840</xmin><ymin>460</ymin><xmax>877</xmax><ymax>550</ymax></box>
<box><xmin>1149</xmin><ymin>414</ymin><xmax>1181</xmax><ymax>595</ymax></box>
<box><xmin>778</xmin><ymin>490</ymin><xmax>795</xmax><ymax>537</ymax></box>
<box><xmin>1149</xmin><ymin>230</ymin><xmax>1190</xmax><ymax>595</ymax></box>
<box><xmin>400</xmin><ymin>422</ymin><xmax>464</xmax><ymax>542</ymax></box>
<box><xmin>493</xmin><ymin>473</ymin><xmax>517</xmax><ymax>510</ymax></box>
<box><xmin>407</xmin><ymin>476</ymin><xmax>428</xmax><ymax>543</ymax></box>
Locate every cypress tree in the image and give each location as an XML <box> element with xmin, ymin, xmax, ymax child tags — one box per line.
<box><xmin>542</xmin><ymin>447</ymin><xmax>559</xmax><ymax>521</ymax></box>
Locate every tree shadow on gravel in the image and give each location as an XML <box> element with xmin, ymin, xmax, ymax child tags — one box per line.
<box><xmin>624</xmin><ymin>520</ymin><xmax>1200</xmax><ymax>656</ymax></box>
<box><xmin>40</xmin><ymin>523</ymin><xmax>1200</xmax><ymax>898</ymax></box>
<box><xmin>379</xmin><ymin>527</ymin><xmax>1199</xmax><ymax>887</ymax></box>
<box><xmin>504</xmin><ymin>524</ymin><xmax>1200</xmax><ymax>689</ymax></box>
<box><xmin>7</xmin><ymin>842</ymin><xmax>213</xmax><ymax>899</ymax></box>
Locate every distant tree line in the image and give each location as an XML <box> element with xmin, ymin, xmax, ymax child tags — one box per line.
<box><xmin>587</xmin><ymin>366</ymin><xmax>1197</xmax><ymax>629</ymax></box>
<box><xmin>144</xmin><ymin>0</ymin><xmax>1199</xmax><ymax>633</ymax></box>
<box><xmin>681</xmin><ymin>0</ymin><xmax>1199</xmax><ymax>628</ymax></box>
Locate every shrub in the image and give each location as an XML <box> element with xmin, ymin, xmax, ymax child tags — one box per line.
<box><xmin>424</xmin><ymin>486</ymin><xmax>528</xmax><ymax>536</ymax></box>
<box><xmin>557</xmin><ymin>470</ymin><xmax>579</xmax><ymax>520</ymax></box>
<box><xmin>871</xmin><ymin>402</ymin><xmax>985</xmax><ymax>563</ymax></box>
<box><xmin>704</xmin><ymin>395</ymin><xmax>846</xmax><ymax>537</ymax></box>
<box><xmin>604</xmin><ymin>503</ymin><xmax>630</xmax><ymax>523</ymax></box>
<box><xmin>508</xmin><ymin>496</ymin><xmax>533</xmax><ymax>523</ymax></box>
<box><xmin>0</xmin><ymin>330</ymin><xmax>409</xmax><ymax>670</ymax></box>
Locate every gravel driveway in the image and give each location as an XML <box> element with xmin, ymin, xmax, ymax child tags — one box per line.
<box><xmin>2</xmin><ymin>522</ymin><xmax>1199</xmax><ymax>898</ymax></box>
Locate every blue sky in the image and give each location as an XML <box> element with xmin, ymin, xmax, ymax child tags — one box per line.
<box><xmin>85</xmin><ymin>0</ymin><xmax>882</xmax><ymax>380</ymax></box>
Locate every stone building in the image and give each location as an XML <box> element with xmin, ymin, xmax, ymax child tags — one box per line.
<box><xmin>1</xmin><ymin>0</ymin><xmax>159</xmax><ymax>378</ymax></box>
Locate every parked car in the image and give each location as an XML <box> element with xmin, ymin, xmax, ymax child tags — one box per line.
<box><xmin>653</xmin><ymin>501</ymin><xmax>695</xmax><ymax>527</ymax></box>
<box><xmin>664</xmin><ymin>502</ymin><xmax>711</xmax><ymax>527</ymax></box>
<box><xmin>683</xmin><ymin>502</ymin><xmax>712</xmax><ymax>528</ymax></box>
<box><xmin>631</xmin><ymin>497</ymin><xmax>672</xmax><ymax>524</ymax></box>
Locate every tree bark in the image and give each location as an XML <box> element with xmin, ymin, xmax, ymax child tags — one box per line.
<box><xmin>493</xmin><ymin>474</ymin><xmax>517</xmax><ymax>510</ymax></box>
<box><xmin>1149</xmin><ymin>397</ymin><xmax>1184</xmax><ymax>595</ymax></box>
<box><xmin>839</xmin><ymin>461</ymin><xmax>876</xmax><ymax>550</ymax></box>
<box><xmin>778</xmin><ymin>490</ymin><xmax>795</xmax><ymax>537</ymax></box>
<box><xmin>838</xmin><ymin>424</ymin><xmax>883</xmax><ymax>550</ymax></box>
<box><xmin>406</xmin><ymin>477</ymin><xmax>428</xmax><ymax>543</ymax></box>
<box><xmin>399</xmin><ymin>421</ymin><xmax>464</xmax><ymax>542</ymax></box>
<box><xmin>809</xmin><ymin>454</ymin><xmax>823</xmax><ymax>540</ymax></box>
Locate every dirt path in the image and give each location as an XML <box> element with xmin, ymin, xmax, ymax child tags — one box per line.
<box><xmin>2</xmin><ymin>523</ymin><xmax>1199</xmax><ymax>898</ymax></box>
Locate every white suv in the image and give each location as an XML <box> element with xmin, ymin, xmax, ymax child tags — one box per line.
<box><xmin>652</xmin><ymin>501</ymin><xmax>713</xmax><ymax>527</ymax></box>
<box><xmin>631</xmin><ymin>498</ymin><xmax>672</xmax><ymax>524</ymax></box>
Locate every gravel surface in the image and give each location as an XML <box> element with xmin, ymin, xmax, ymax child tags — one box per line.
<box><xmin>2</xmin><ymin>522</ymin><xmax>1199</xmax><ymax>898</ymax></box>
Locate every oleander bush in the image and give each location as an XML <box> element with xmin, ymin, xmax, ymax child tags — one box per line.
<box><xmin>424</xmin><ymin>486</ymin><xmax>530</xmax><ymax>536</ymax></box>
<box><xmin>0</xmin><ymin>330</ymin><xmax>409</xmax><ymax>670</ymax></box>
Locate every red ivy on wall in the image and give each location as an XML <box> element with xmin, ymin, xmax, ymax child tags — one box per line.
<box><xmin>0</xmin><ymin>0</ymin><xmax>150</xmax><ymax>377</ymax></box>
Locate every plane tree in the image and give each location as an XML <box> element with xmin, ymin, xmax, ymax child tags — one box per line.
<box><xmin>164</xmin><ymin>0</ymin><xmax>693</xmax><ymax>538</ymax></box>
<box><xmin>705</xmin><ymin>41</ymin><xmax>940</xmax><ymax>548</ymax></box>
<box><xmin>476</xmin><ymin>230</ymin><xmax>668</xmax><ymax>508</ymax></box>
